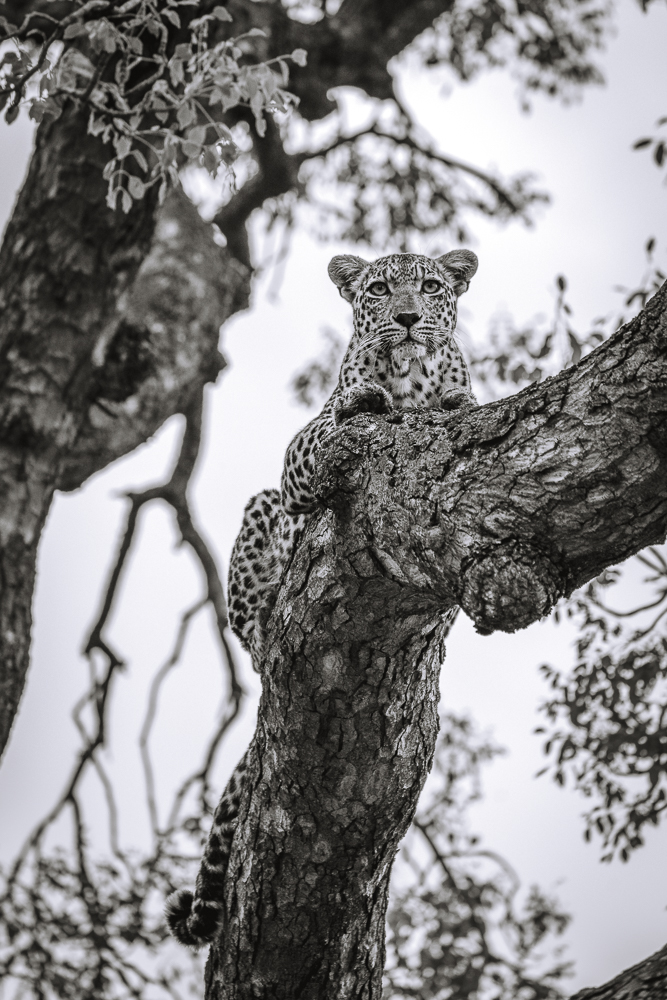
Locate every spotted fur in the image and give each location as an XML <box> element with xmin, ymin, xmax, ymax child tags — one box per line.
<box><xmin>166</xmin><ymin>250</ymin><xmax>477</xmax><ymax>950</ymax></box>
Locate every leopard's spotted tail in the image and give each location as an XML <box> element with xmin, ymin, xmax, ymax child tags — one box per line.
<box><xmin>165</xmin><ymin>888</ymin><xmax>221</xmax><ymax>950</ymax></box>
<box><xmin>165</xmin><ymin>752</ymin><xmax>250</xmax><ymax>949</ymax></box>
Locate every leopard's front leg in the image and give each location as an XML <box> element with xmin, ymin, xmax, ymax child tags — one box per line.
<box><xmin>334</xmin><ymin>380</ymin><xmax>393</xmax><ymax>425</ymax></box>
<box><xmin>281</xmin><ymin>381</ymin><xmax>392</xmax><ymax>514</ymax></box>
<box><xmin>281</xmin><ymin>403</ymin><xmax>337</xmax><ymax>514</ymax></box>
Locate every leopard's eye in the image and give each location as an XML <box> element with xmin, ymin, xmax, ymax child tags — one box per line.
<box><xmin>422</xmin><ymin>279</ymin><xmax>442</xmax><ymax>294</ymax></box>
<box><xmin>368</xmin><ymin>281</ymin><xmax>389</xmax><ymax>297</ymax></box>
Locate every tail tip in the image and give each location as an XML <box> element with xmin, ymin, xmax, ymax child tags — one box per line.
<box><xmin>165</xmin><ymin>889</ymin><xmax>201</xmax><ymax>950</ymax></box>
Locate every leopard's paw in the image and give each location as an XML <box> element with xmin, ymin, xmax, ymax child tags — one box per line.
<box><xmin>334</xmin><ymin>384</ymin><xmax>393</xmax><ymax>425</ymax></box>
<box><xmin>440</xmin><ymin>388</ymin><xmax>476</xmax><ymax>412</ymax></box>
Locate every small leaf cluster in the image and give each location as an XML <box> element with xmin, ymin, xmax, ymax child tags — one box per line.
<box><xmin>634</xmin><ymin>117</ymin><xmax>667</xmax><ymax>172</ymax></box>
<box><xmin>0</xmin><ymin>844</ymin><xmax>201</xmax><ymax>998</ymax></box>
<box><xmin>290</xmin><ymin>326</ymin><xmax>345</xmax><ymax>409</ymax></box>
<box><xmin>536</xmin><ymin>547</ymin><xmax>667</xmax><ymax>863</ymax></box>
<box><xmin>0</xmin><ymin>1</ymin><xmax>307</xmax><ymax>211</ymax></box>
<box><xmin>416</xmin><ymin>0</ymin><xmax>608</xmax><ymax>100</ymax></box>
<box><xmin>0</xmin><ymin>578</ymin><xmax>236</xmax><ymax>1000</ymax></box>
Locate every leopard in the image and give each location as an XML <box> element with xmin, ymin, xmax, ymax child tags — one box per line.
<box><xmin>165</xmin><ymin>249</ymin><xmax>478</xmax><ymax>950</ymax></box>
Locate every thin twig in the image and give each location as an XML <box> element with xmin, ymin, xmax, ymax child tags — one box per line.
<box><xmin>139</xmin><ymin>599</ymin><xmax>208</xmax><ymax>837</ymax></box>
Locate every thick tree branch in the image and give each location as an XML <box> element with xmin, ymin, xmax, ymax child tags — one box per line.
<box><xmin>314</xmin><ymin>280</ymin><xmax>667</xmax><ymax>633</ymax></box>
<box><xmin>570</xmin><ymin>943</ymin><xmax>667</xmax><ymax>1000</ymax></box>
<box><xmin>206</xmin><ymin>283</ymin><xmax>666</xmax><ymax>998</ymax></box>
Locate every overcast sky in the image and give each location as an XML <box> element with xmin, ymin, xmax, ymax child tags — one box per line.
<box><xmin>1</xmin><ymin>1</ymin><xmax>666</xmax><ymax>994</ymax></box>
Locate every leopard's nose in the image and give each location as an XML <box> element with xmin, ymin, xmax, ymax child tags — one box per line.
<box><xmin>394</xmin><ymin>312</ymin><xmax>421</xmax><ymax>329</ymax></box>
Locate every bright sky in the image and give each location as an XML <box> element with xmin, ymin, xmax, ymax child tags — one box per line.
<box><xmin>1</xmin><ymin>1</ymin><xmax>666</xmax><ymax>994</ymax></box>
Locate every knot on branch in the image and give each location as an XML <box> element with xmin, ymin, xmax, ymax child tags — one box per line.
<box><xmin>461</xmin><ymin>541</ymin><xmax>562</xmax><ymax>635</ymax></box>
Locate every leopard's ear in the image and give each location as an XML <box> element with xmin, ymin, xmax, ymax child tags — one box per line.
<box><xmin>328</xmin><ymin>255</ymin><xmax>370</xmax><ymax>303</ymax></box>
<box><xmin>434</xmin><ymin>249</ymin><xmax>478</xmax><ymax>297</ymax></box>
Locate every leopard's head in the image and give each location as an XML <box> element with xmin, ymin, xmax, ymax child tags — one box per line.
<box><xmin>328</xmin><ymin>251</ymin><xmax>478</xmax><ymax>368</ymax></box>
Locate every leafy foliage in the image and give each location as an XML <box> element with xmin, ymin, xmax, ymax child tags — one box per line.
<box><xmin>0</xmin><ymin>407</ymin><xmax>243</xmax><ymax>1000</ymax></box>
<box><xmin>0</xmin><ymin>593</ymin><xmax>232</xmax><ymax>1000</ymax></box>
<box><xmin>468</xmin><ymin>239</ymin><xmax>665</xmax><ymax>401</ymax></box>
<box><xmin>536</xmin><ymin>548</ymin><xmax>667</xmax><ymax>862</ymax></box>
<box><xmin>385</xmin><ymin>714</ymin><xmax>571</xmax><ymax>1000</ymax></box>
<box><xmin>296</xmin><ymin>98</ymin><xmax>547</xmax><ymax>251</ymax></box>
<box><xmin>290</xmin><ymin>326</ymin><xmax>345</xmax><ymax>408</ymax></box>
<box><xmin>460</xmin><ymin>238</ymin><xmax>667</xmax><ymax>864</ymax></box>
<box><xmin>416</xmin><ymin>0</ymin><xmax>609</xmax><ymax>99</ymax></box>
<box><xmin>0</xmin><ymin>1</ymin><xmax>305</xmax><ymax>209</ymax></box>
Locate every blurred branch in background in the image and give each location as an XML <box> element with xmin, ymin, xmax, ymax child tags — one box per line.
<box><xmin>0</xmin><ymin>399</ymin><xmax>243</xmax><ymax>999</ymax></box>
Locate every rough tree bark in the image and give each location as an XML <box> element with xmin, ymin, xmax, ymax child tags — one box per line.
<box><xmin>570</xmin><ymin>942</ymin><xmax>667</xmax><ymax>1000</ymax></box>
<box><xmin>204</xmin><ymin>284</ymin><xmax>667</xmax><ymax>998</ymax></box>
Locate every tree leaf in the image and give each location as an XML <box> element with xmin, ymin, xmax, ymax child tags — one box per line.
<box><xmin>131</xmin><ymin>149</ymin><xmax>149</xmax><ymax>172</ymax></box>
<box><xmin>63</xmin><ymin>22</ymin><xmax>89</xmax><ymax>39</ymax></box>
<box><xmin>114</xmin><ymin>135</ymin><xmax>132</xmax><ymax>158</ymax></box>
<box><xmin>28</xmin><ymin>101</ymin><xmax>46</xmax><ymax>123</ymax></box>
<box><xmin>176</xmin><ymin>102</ymin><xmax>195</xmax><ymax>127</ymax></box>
<box><xmin>127</xmin><ymin>176</ymin><xmax>145</xmax><ymax>199</ymax></box>
<box><xmin>213</xmin><ymin>5</ymin><xmax>233</xmax><ymax>19</ymax></box>
<box><xmin>203</xmin><ymin>147</ymin><xmax>220</xmax><ymax>175</ymax></box>
<box><xmin>169</xmin><ymin>59</ymin><xmax>185</xmax><ymax>87</ymax></box>
<box><xmin>187</xmin><ymin>125</ymin><xmax>207</xmax><ymax>145</ymax></box>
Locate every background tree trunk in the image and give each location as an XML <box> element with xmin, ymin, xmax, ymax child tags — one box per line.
<box><xmin>0</xmin><ymin>107</ymin><xmax>249</xmax><ymax>758</ymax></box>
<box><xmin>204</xmin><ymin>285</ymin><xmax>666</xmax><ymax>996</ymax></box>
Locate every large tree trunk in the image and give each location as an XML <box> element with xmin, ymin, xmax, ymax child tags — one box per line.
<box><xmin>0</xmin><ymin>107</ymin><xmax>249</xmax><ymax>758</ymax></box>
<box><xmin>204</xmin><ymin>283</ymin><xmax>667</xmax><ymax>998</ymax></box>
